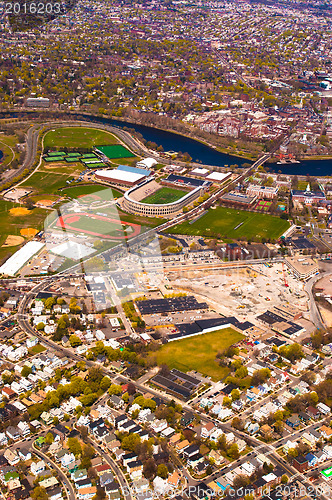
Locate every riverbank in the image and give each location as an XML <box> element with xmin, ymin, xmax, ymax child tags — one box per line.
<box><xmin>1</xmin><ymin>109</ymin><xmax>331</xmax><ymax>176</ymax></box>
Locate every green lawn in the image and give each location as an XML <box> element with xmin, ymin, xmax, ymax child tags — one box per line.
<box><xmin>61</xmin><ymin>184</ymin><xmax>123</xmax><ymax>200</ymax></box>
<box><xmin>141</xmin><ymin>187</ymin><xmax>188</xmax><ymax>205</ymax></box>
<box><xmin>28</xmin><ymin>344</ymin><xmax>46</xmax><ymax>355</ymax></box>
<box><xmin>95</xmin><ymin>144</ymin><xmax>135</xmax><ymax>159</ymax></box>
<box><xmin>155</xmin><ymin>328</ymin><xmax>244</xmax><ymax>381</ymax></box>
<box><xmin>44</xmin><ymin>127</ymin><xmax>120</xmax><ymax>150</ymax></box>
<box><xmin>0</xmin><ymin>134</ymin><xmax>19</xmax><ymax>168</ymax></box>
<box><xmin>20</xmin><ymin>171</ymin><xmax>74</xmax><ymax>195</ymax></box>
<box><xmin>169</xmin><ymin>206</ymin><xmax>290</xmax><ymax>241</ymax></box>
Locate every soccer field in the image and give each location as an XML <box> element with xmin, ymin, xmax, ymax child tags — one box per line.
<box><xmin>95</xmin><ymin>144</ymin><xmax>135</xmax><ymax>159</ymax></box>
<box><xmin>168</xmin><ymin>206</ymin><xmax>289</xmax><ymax>241</ymax></box>
<box><xmin>155</xmin><ymin>328</ymin><xmax>244</xmax><ymax>381</ymax></box>
<box><xmin>44</xmin><ymin>127</ymin><xmax>119</xmax><ymax>149</ymax></box>
<box><xmin>141</xmin><ymin>187</ymin><xmax>188</xmax><ymax>205</ymax></box>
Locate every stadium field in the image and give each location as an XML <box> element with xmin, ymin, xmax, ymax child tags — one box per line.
<box><xmin>154</xmin><ymin>328</ymin><xmax>244</xmax><ymax>381</ymax></box>
<box><xmin>141</xmin><ymin>187</ymin><xmax>188</xmax><ymax>205</ymax></box>
<box><xmin>44</xmin><ymin>127</ymin><xmax>119</xmax><ymax>149</ymax></box>
<box><xmin>95</xmin><ymin>144</ymin><xmax>135</xmax><ymax>159</ymax></box>
<box><xmin>168</xmin><ymin>206</ymin><xmax>289</xmax><ymax>241</ymax></box>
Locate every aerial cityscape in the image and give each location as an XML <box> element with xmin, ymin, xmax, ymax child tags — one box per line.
<box><xmin>0</xmin><ymin>1</ymin><xmax>331</xmax><ymax>500</ymax></box>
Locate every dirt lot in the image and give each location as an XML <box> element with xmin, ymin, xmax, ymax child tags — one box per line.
<box><xmin>167</xmin><ymin>262</ymin><xmax>308</xmax><ymax>324</ymax></box>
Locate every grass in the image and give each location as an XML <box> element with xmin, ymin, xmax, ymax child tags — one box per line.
<box><xmin>168</xmin><ymin>206</ymin><xmax>290</xmax><ymax>241</ymax></box>
<box><xmin>61</xmin><ymin>184</ymin><xmax>123</xmax><ymax>200</ymax></box>
<box><xmin>141</xmin><ymin>187</ymin><xmax>188</xmax><ymax>205</ymax></box>
<box><xmin>44</xmin><ymin>127</ymin><xmax>120</xmax><ymax>150</ymax></box>
<box><xmin>155</xmin><ymin>328</ymin><xmax>244</xmax><ymax>381</ymax></box>
<box><xmin>28</xmin><ymin>344</ymin><xmax>46</xmax><ymax>354</ymax></box>
<box><xmin>20</xmin><ymin>171</ymin><xmax>76</xmax><ymax>195</ymax></box>
<box><xmin>0</xmin><ymin>134</ymin><xmax>19</xmax><ymax>168</ymax></box>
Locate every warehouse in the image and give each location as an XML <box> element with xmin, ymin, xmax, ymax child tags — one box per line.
<box><xmin>206</xmin><ymin>171</ymin><xmax>232</xmax><ymax>183</ymax></box>
<box><xmin>136</xmin><ymin>295</ymin><xmax>208</xmax><ymax>315</ymax></box>
<box><xmin>0</xmin><ymin>241</ymin><xmax>45</xmax><ymax>276</ymax></box>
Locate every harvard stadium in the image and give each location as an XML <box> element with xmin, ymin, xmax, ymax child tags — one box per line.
<box><xmin>121</xmin><ymin>175</ymin><xmax>211</xmax><ymax>218</ymax></box>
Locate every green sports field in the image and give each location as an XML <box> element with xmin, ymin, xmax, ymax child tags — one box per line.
<box><xmin>95</xmin><ymin>144</ymin><xmax>135</xmax><ymax>159</ymax></box>
<box><xmin>20</xmin><ymin>170</ymin><xmax>76</xmax><ymax>195</ymax></box>
<box><xmin>169</xmin><ymin>206</ymin><xmax>289</xmax><ymax>241</ymax></box>
<box><xmin>61</xmin><ymin>184</ymin><xmax>123</xmax><ymax>200</ymax></box>
<box><xmin>44</xmin><ymin>127</ymin><xmax>119</xmax><ymax>149</ymax></box>
<box><xmin>142</xmin><ymin>187</ymin><xmax>188</xmax><ymax>205</ymax></box>
<box><xmin>155</xmin><ymin>328</ymin><xmax>244</xmax><ymax>381</ymax></box>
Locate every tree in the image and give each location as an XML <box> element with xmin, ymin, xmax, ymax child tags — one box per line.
<box><xmin>45</xmin><ymin>432</ymin><xmax>54</xmax><ymax>445</ymax></box>
<box><xmin>100</xmin><ymin>376</ymin><xmax>111</xmax><ymax>391</ymax></box>
<box><xmin>223</xmin><ymin>396</ymin><xmax>232</xmax><ymax>408</ymax></box>
<box><xmin>231</xmin><ymin>389</ymin><xmax>240</xmax><ymax>401</ymax></box>
<box><xmin>109</xmin><ymin>384</ymin><xmax>122</xmax><ymax>396</ymax></box>
<box><xmin>31</xmin><ymin>486</ymin><xmax>48</xmax><ymax>500</ymax></box>
<box><xmin>231</xmin><ymin>417</ymin><xmax>244</xmax><ymax>431</ymax></box>
<box><xmin>281</xmin><ymin>474</ymin><xmax>289</xmax><ymax>484</ymax></box>
<box><xmin>228</xmin><ymin>443</ymin><xmax>240</xmax><ymax>460</ymax></box>
<box><xmin>121</xmin><ymin>433</ymin><xmax>141</xmax><ymax>452</ymax></box>
<box><xmin>36</xmin><ymin>322</ymin><xmax>45</xmax><ymax>331</ymax></box>
<box><xmin>156</xmin><ymin>464</ymin><xmax>169</xmax><ymax>479</ymax></box>
<box><xmin>67</xmin><ymin>437</ymin><xmax>82</xmax><ymax>457</ymax></box>
<box><xmin>21</xmin><ymin>365</ymin><xmax>32</xmax><ymax>378</ymax></box>
<box><xmin>69</xmin><ymin>335</ymin><xmax>82</xmax><ymax>348</ymax></box>
<box><xmin>143</xmin><ymin>458</ymin><xmax>157</xmax><ymax>479</ymax></box>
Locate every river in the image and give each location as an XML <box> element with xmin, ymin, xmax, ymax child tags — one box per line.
<box><xmin>2</xmin><ymin>110</ymin><xmax>332</xmax><ymax>174</ymax></box>
<box><xmin>267</xmin><ymin>158</ymin><xmax>332</xmax><ymax>176</ymax></box>
<box><xmin>76</xmin><ymin>113</ymin><xmax>251</xmax><ymax>168</ymax></box>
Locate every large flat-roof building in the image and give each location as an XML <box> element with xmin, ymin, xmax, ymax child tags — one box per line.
<box><xmin>94</xmin><ymin>166</ymin><xmax>150</xmax><ymax>187</ymax></box>
<box><xmin>285</xmin><ymin>256</ymin><xmax>319</xmax><ymax>280</ymax></box>
<box><xmin>246</xmin><ymin>184</ymin><xmax>279</xmax><ymax>199</ymax></box>
<box><xmin>220</xmin><ymin>191</ymin><xmax>257</xmax><ymax>207</ymax></box>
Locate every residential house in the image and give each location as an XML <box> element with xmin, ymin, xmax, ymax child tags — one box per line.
<box><xmin>31</xmin><ymin>461</ymin><xmax>45</xmax><ymax>476</ymax></box>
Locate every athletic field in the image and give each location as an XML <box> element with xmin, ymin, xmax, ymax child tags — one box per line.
<box><xmin>142</xmin><ymin>187</ymin><xmax>188</xmax><ymax>205</ymax></box>
<box><xmin>61</xmin><ymin>185</ymin><xmax>123</xmax><ymax>200</ymax></box>
<box><xmin>95</xmin><ymin>144</ymin><xmax>135</xmax><ymax>159</ymax></box>
<box><xmin>155</xmin><ymin>328</ymin><xmax>244</xmax><ymax>381</ymax></box>
<box><xmin>44</xmin><ymin>127</ymin><xmax>119</xmax><ymax>149</ymax></box>
<box><xmin>56</xmin><ymin>213</ymin><xmax>141</xmax><ymax>240</ymax></box>
<box><xmin>168</xmin><ymin>206</ymin><xmax>289</xmax><ymax>241</ymax></box>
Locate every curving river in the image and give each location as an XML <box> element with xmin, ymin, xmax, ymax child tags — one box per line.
<box><xmin>2</xmin><ymin>110</ymin><xmax>332</xmax><ymax>175</ymax></box>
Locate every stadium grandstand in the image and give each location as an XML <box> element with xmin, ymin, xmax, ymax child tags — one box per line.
<box><xmin>164</xmin><ymin>173</ymin><xmax>211</xmax><ymax>189</ymax></box>
<box><xmin>121</xmin><ymin>178</ymin><xmax>207</xmax><ymax>217</ymax></box>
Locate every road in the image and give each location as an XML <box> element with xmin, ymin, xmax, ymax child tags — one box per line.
<box><xmin>304</xmin><ymin>273</ymin><xmax>327</xmax><ymax>330</ymax></box>
<box><xmin>87</xmin><ymin>437</ymin><xmax>133</xmax><ymax>500</ymax></box>
<box><xmin>32</xmin><ymin>443</ymin><xmax>76</xmax><ymax>500</ymax></box>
